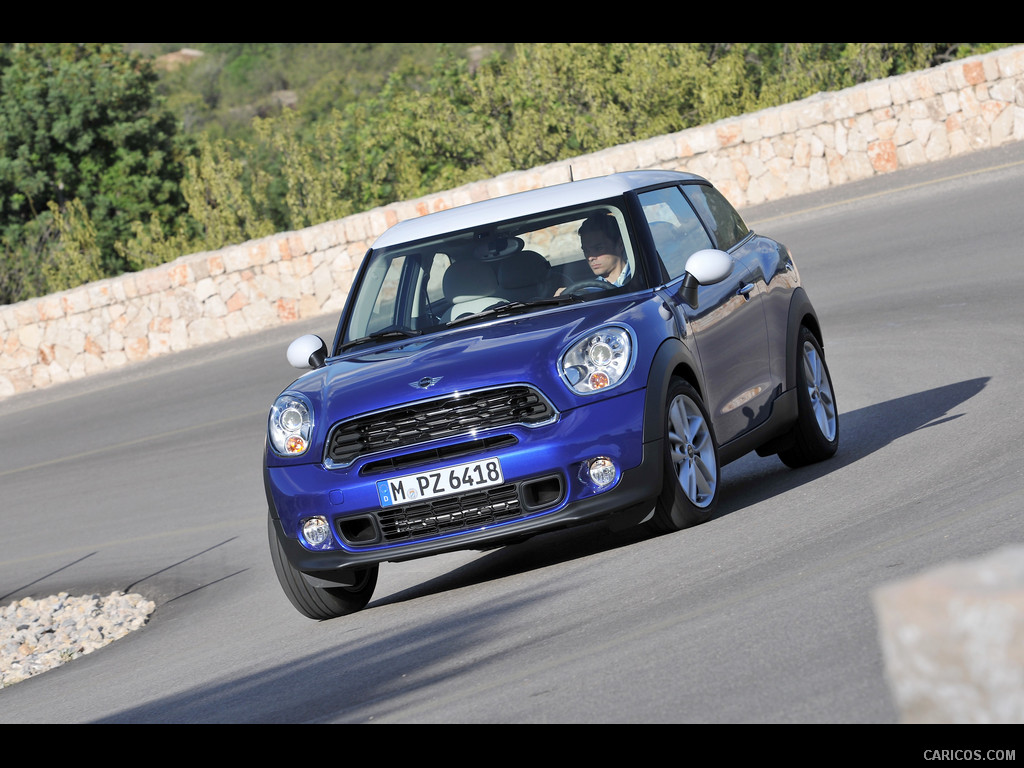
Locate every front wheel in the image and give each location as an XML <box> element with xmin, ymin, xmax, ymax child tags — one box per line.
<box><xmin>778</xmin><ymin>326</ymin><xmax>839</xmax><ymax>468</ymax></box>
<box><xmin>268</xmin><ymin>515</ymin><xmax>378</xmax><ymax>620</ymax></box>
<box><xmin>648</xmin><ymin>379</ymin><xmax>720</xmax><ymax>534</ymax></box>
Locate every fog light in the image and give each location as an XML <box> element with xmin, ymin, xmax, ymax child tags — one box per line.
<box><xmin>582</xmin><ymin>457</ymin><xmax>617</xmax><ymax>489</ymax></box>
<box><xmin>589</xmin><ymin>458</ymin><xmax>616</xmax><ymax>486</ymax></box>
<box><xmin>301</xmin><ymin>516</ymin><xmax>333</xmax><ymax>549</ymax></box>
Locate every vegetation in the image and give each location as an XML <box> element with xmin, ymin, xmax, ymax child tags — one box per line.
<box><xmin>0</xmin><ymin>42</ymin><xmax>1009</xmax><ymax>305</ymax></box>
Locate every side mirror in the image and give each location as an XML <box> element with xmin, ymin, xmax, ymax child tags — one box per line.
<box><xmin>287</xmin><ymin>334</ymin><xmax>328</xmax><ymax>370</ymax></box>
<box><xmin>681</xmin><ymin>249</ymin><xmax>734</xmax><ymax>309</ymax></box>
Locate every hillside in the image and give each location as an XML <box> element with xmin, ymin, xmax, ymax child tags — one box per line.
<box><xmin>125</xmin><ymin>43</ymin><xmax>511</xmax><ymax>138</ymax></box>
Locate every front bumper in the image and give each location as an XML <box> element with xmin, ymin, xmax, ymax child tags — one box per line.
<box><xmin>266</xmin><ymin>387</ymin><xmax>663</xmax><ymax>575</ymax></box>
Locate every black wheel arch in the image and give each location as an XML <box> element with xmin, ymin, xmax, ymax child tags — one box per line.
<box><xmin>642</xmin><ymin>336</ymin><xmax>707</xmax><ymax>444</ymax></box>
<box><xmin>784</xmin><ymin>287</ymin><xmax>824</xmax><ymax>391</ymax></box>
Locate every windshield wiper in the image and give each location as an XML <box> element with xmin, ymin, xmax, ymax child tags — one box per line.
<box><xmin>339</xmin><ymin>328</ymin><xmax>423</xmax><ymax>352</ymax></box>
<box><xmin>445</xmin><ymin>295</ymin><xmax>584</xmax><ymax>328</ymax></box>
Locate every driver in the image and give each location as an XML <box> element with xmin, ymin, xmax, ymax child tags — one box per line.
<box><xmin>557</xmin><ymin>214</ymin><xmax>630</xmax><ymax>294</ymax></box>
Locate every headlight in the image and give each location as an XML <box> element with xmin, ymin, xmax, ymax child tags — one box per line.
<box><xmin>269</xmin><ymin>394</ymin><xmax>314</xmax><ymax>456</ymax></box>
<box><xmin>560</xmin><ymin>326</ymin><xmax>635</xmax><ymax>395</ymax></box>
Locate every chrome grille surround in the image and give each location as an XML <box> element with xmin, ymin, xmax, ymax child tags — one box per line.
<box><xmin>359</xmin><ymin>435</ymin><xmax>519</xmax><ymax>476</ymax></box>
<box><xmin>324</xmin><ymin>385</ymin><xmax>557</xmax><ymax>469</ymax></box>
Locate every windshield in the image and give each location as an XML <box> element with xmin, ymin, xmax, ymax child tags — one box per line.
<box><xmin>340</xmin><ymin>202</ymin><xmax>643</xmax><ymax>349</ymax></box>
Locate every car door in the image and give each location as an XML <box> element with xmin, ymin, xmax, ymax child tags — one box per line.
<box><xmin>638</xmin><ymin>184</ymin><xmax>774</xmax><ymax>446</ymax></box>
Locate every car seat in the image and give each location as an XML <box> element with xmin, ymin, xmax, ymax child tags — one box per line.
<box><xmin>497</xmin><ymin>250</ymin><xmax>553</xmax><ymax>301</ymax></box>
<box><xmin>441</xmin><ymin>259</ymin><xmax>504</xmax><ymax>322</ymax></box>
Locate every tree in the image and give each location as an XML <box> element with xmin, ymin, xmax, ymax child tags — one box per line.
<box><xmin>1</xmin><ymin>42</ymin><xmax>1007</xmax><ymax>304</ymax></box>
<box><xmin>0</xmin><ymin>43</ymin><xmax>188</xmax><ymax>302</ymax></box>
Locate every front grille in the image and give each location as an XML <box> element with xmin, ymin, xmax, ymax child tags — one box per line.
<box><xmin>377</xmin><ymin>483</ymin><xmax>523</xmax><ymax>542</ymax></box>
<box><xmin>325</xmin><ymin>386</ymin><xmax>555</xmax><ymax>467</ymax></box>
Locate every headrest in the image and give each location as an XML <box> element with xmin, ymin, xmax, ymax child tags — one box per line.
<box><xmin>443</xmin><ymin>259</ymin><xmax>498</xmax><ymax>304</ymax></box>
<box><xmin>498</xmin><ymin>251</ymin><xmax>549</xmax><ymax>289</ymax></box>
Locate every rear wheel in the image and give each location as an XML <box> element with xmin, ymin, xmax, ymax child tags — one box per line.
<box><xmin>648</xmin><ymin>379</ymin><xmax>720</xmax><ymax>533</ymax></box>
<box><xmin>268</xmin><ymin>515</ymin><xmax>378</xmax><ymax>620</ymax></box>
<box><xmin>778</xmin><ymin>326</ymin><xmax>839</xmax><ymax>468</ymax></box>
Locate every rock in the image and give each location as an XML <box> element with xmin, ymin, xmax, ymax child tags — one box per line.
<box><xmin>0</xmin><ymin>591</ymin><xmax>155</xmax><ymax>688</ymax></box>
<box><xmin>873</xmin><ymin>545</ymin><xmax>1024</xmax><ymax>723</ymax></box>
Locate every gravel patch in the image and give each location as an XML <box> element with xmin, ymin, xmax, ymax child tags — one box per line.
<box><xmin>1</xmin><ymin>592</ymin><xmax>156</xmax><ymax>687</ymax></box>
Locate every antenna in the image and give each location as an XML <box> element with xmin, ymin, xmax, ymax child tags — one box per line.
<box><xmin>568</xmin><ymin>166</ymin><xmax>574</xmax><ymax>182</ymax></box>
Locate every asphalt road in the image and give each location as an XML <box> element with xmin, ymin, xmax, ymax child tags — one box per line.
<box><xmin>1</xmin><ymin>142</ymin><xmax>1022</xmax><ymax>724</ymax></box>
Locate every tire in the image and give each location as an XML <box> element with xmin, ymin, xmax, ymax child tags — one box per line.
<box><xmin>648</xmin><ymin>379</ymin><xmax>720</xmax><ymax>533</ymax></box>
<box><xmin>268</xmin><ymin>515</ymin><xmax>378</xmax><ymax>620</ymax></box>
<box><xmin>778</xmin><ymin>326</ymin><xmax>839</xmax><ymax>468</ymax></box>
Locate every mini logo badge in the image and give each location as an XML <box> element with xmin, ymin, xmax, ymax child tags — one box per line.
<box><xmin>411</xmin><ymin>376</ymin><xmax>443</xmax><ymax>389</ymax></box>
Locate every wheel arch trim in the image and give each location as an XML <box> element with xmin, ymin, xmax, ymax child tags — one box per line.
<box><xmin>785</xmin><ymin>287</ymin><xmax>823</xmax><ymax>390</ymax></box>
<box><xmin>642</xmin><ymin>336</ymin><xmax>705</xmax><ymax>444</ymax></box>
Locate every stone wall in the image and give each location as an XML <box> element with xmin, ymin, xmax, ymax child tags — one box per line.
<box><xmin>2</xmin><ymin>45</ymin><xmax>1023</xmax><ymax>401</ymax></box>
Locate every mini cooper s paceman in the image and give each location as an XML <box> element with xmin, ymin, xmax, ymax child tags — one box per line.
<box><xmin>265</xmin><ymin>170</ymin><xmax>839</xmax><ymax>619</ymax></box>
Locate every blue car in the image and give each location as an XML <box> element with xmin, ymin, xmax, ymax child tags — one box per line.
<box><xmin>265</xmin><ymin>170</ymin><xmax>839</xmax><ymax>619</ymax></box>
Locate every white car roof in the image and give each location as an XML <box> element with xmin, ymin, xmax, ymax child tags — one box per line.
<box><xmin>371</xmin><ymin>170</ymin><xmax>706</xmax><ymax>249</ymax></box>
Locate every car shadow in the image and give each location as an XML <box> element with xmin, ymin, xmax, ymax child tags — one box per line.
<box><xmin>372</xmin><ymin>376</ymin><xmax>990</xmax><ymax>608</ymax></box>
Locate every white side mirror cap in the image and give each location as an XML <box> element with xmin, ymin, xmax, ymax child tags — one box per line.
<box><xmin>287</xmin><ymin>335</ymin><xmax>328</xmax><ymax>370</ymax></box>
<box><xmin>684</xmin><ymin>249</ymin><xmax>733</xmax><ymax>286</ymax></box>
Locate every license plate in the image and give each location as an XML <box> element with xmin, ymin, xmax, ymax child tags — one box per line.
<box><xmin>376</xmin><ymin>457</ymin><xmax>504</xmax><ymax>507</ymax></box>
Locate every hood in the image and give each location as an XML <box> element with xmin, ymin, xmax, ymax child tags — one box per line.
<box><xmin>286</xmin><ymin>298</ymin><xmax>647</xmax><ymax>426</ymax></box>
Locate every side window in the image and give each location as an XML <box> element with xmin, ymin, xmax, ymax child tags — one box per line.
<box><xmin>638</xmin><ymin>186</ymin><xmax>713</xmax><ymax>280</ymax></box>
<box><xmin>682</xmin><ymin>184</ymin><xmax>750</xmax><ymax>251</ymax></box>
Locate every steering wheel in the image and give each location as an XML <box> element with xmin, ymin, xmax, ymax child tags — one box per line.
<box><xmin>561</xmin><ymin>279</ymin><xmax>614</xmax><ymax>295</ymax></box>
